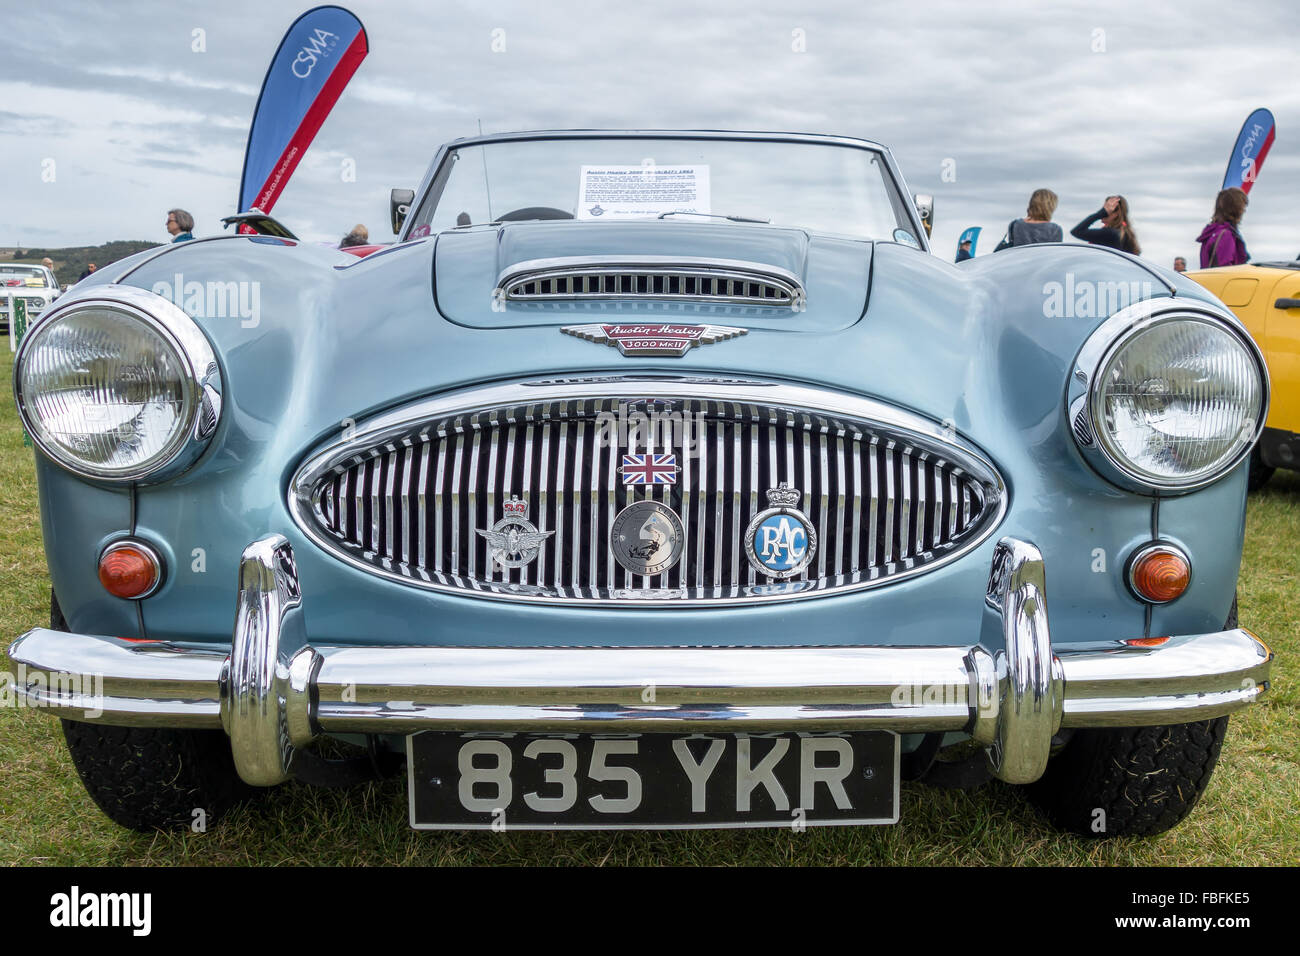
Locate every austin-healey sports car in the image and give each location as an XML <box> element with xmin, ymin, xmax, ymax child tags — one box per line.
<box><xmin>9</xmin><ymin>130</ymin><xmax>1274</xmax><ymax>836</ymax></box>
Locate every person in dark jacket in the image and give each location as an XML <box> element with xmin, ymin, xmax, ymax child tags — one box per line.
<box><xmin>994</xmin><ymin>188</ymin><xmax>1063</xmax><ymax>250</ymax></box>
<box><xmin>955</xmin><ymin>239</ymin><xmax>973</xmax><ymax>262</ymax></box>
<box><xmin>1197</xmin><ymin>188</ymin><xmax>1249</xmax><ymax>268</ymax></box>
<box><xmin>1070</xmin><ymin>195</ymin><xmax>1141</xmax><ymax>255</ymax></box>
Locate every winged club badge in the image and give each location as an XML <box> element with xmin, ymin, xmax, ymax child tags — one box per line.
<box><xmin>477</xmin><ymin>495</ymin><xmax>553</xmax><ymax>569</ymax></box>
<box><xmin>561</xmin><ymin>323</ymin><xmax>746</xmax><ymax>357</ymax></box>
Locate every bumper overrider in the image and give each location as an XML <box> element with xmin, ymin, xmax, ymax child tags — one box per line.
<box><xmin>8</xmin><ymin>535</ymin><xmax>1272</xmax><ymax>788</ymax></box>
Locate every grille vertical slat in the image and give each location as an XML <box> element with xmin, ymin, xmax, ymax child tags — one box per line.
<box><xmin>883</xmin><ymin>441</ymin><xmax>896</xmax><ymax>566</ymax></box>
<box><xmin>800</xmin><ymin>424</ymin><xmax>812</xmax><ymax>583</ymax></box>
<box><xmin>867</xmin><ymin>440</ymin><xmax>879</xmax><ymax>570</ymax></box>
<box><xmin>467</xmin><ymin>427</ymin><xmax>482</xmax><ymax>580</ymax></box>
<box><xmin>914</xmin><ymin>451</ymin><xmax>928</xmax><ymax>559</ymax></box>
<box><xmin>536</xmin><ymin>423</ymin><xmax>550</xmax><ymax>584</ymax></box>
<box><xmin>313</xmin><ymin>393</ymin><xmax>999</xmax><ymax>603</ymax></box>
<box><xmin>589</xmin><ymin>416</ymin><xmax>601</xmax><ymax>590</ymax></box>
<box><xmin>817</xmin><ymin>427</ymin><xmax>829</xmax><ymax>581</ymax></box>
<box><xmin>554</xmin><ymin>421</ymin><xmax>567</xmax><ymax>590</ymax></box>
<box><xmin>730</xmin><ymin>415</ymin><xmax>742</xmax><ymax>590</ymax></box>
<box><xmin>570</xmin><ymin>417</ymin><xmax>585</xmax><ymax>590</ymax></box>
<box><xmin>747</xmin><ymin>418</ymin><xmax>759</xmax><ymax>587</ymax></box>
<box><xmin>835</xmin><ymin>434</ymin><xmax>847</xmax><ymax>579</ymax></box>
<box><xmin>422</xmin><ymin>442</ymin><xmax>434</xmax><ymax>573</ymax></box>
<box><xmin>484</xmin><ymin>419</ymin><xmax>500</xmax><ymax>583</ymax></box>
<box><xmin>606</xmin><ymin>418</ymin><xmax>617</xmax><ymax>591</ymax></box>
<box><xmin>712</xmin><ymin>420</ymin><xmax>725</xmax><ymax>590</ymax></box>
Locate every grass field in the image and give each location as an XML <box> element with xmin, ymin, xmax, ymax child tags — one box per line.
<box><xmin>1</xmin><ymin>356</ymin><xmax>1296</xmax><ymax>866</ymax></box>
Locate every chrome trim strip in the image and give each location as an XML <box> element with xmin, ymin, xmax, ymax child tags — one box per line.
<box><xmin>287</xmin><ymin>376</ymin><xmax>1007</xmax><ymax>607</ymax></box>
<box><xmin>1057</xmin><ymin>629</ymin><xmax>1273</xmax><ymax>727</ymax></box>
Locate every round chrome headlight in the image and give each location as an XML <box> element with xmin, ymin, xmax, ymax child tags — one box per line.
<box><xmin>14</xmin><ymin>285</ymin><xmax>221</xmax><ymax>482</ymax></box>
<box><xmin>1072</xmin><ymin>303</ymin><xmax>1268</xmax><ymax>492</ymax></box>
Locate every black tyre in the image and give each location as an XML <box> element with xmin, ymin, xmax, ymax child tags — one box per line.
<box><xmin>1247</xmin><ymin>445</ymin><xmax>1274</xmax><ymax>492</ymax></box>
<box><xmin>1027</xmin><ymin>596</ymin><xmax>1238</xmax><ymax>838</ymax></box>
<box><xmin>62</xmin><ymin>720</ymin><xmax>260</xmax><ymax>832</ymax></box>
<box><xmin>1027</xmin><ymin>717</ymin><xmax>1228</xmax><ymax>838</ymax></box>
<box><xmin>50</xmin><ymin>590</ymin><xmax>261</xmax><ymax>832</ymax></box>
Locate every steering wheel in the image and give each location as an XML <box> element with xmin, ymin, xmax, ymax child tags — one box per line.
<box><xmin>495</xmin><ymin>206</ymin><xmax>574</xmax><ymax>222</ymax></box>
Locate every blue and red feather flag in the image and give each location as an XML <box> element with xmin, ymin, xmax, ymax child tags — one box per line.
<box><xmin>238</xmin><ymin>5</ymin><xmax>368</xmax><ymax>215</ymax></box>
<box><xmin>1222</xmin><ymin>108</ymin><xmax>1275</xmax><ymax>194</ymax></box>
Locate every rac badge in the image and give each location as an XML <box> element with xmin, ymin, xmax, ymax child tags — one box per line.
<box><xmin>560</xmin><ymin>323</ymin><xmax>746</xmax><ymax>357</ymax></box>
<box><xmin>744</xmin><ymin>483</ymin><xmax>817</xmax><ymax>579</ymax></box>
<box><xmin>611</xmin><ymin>500</ymin><xmax>685</xmax><ymax>576</ymax></box>
<box><xmin>476</xmin><ymin>495</ymin><xmax>554</xmax><ymax>569</ymax></box>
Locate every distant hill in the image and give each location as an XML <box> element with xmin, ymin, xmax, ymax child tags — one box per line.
<box><xmin>1</xmin><ymin>241</ymin><xmax>157</xmax><ymax>287</ymax></box>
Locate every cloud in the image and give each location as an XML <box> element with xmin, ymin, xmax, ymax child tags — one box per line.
<box><xmin>0</xmin><ymin>0</ymin><xmax>1296</xmax><ymax>267</ymax></box>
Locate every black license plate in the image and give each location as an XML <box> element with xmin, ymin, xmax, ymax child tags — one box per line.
<box><xmin>407</xmin><ymin>731</ymin><xmax>899</xmax><ymax>830</ymax></box>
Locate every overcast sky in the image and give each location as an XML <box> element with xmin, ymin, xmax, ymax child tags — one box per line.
<box><xmin>2</xmin><ymin>0</ymin><xmax>1298</xmax><ymax>268</ymax></box>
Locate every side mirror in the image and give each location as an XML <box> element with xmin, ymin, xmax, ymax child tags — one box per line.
<box><xmin>913</xmin><ymin>194</ymin><xmax>934</xmax><ymax>238</ymax></box>
<box><xmin>391</xmin><ymin>188</ymin><xmax>415</xmax><ymax>235</ymax></box>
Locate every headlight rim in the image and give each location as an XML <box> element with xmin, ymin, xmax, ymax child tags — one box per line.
<box><xmin>13</xmin><ymin>283</ymin><xmax>222</xmax><ymax>483</ymax></box>
<box><xmin>1070</xmin><ymin>299</ymin><xmax>1270</xmax><ymax>495</ymax></box>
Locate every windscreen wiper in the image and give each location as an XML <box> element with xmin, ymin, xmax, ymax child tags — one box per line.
<box><xmin>656</xmin><ymin>211</ymin><xmax>771</xmax><ymax>223</ymax></box>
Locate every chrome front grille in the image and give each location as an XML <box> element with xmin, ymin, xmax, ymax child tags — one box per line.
<box><xmin>497</xmin><ymin>257</ymin><xmax>804</xmax><ymax>308</ymax></box>
<box><xmin>292</xmin><ymin>379</ymin><xmax>1005</xmax><ymax>605</ymax></box>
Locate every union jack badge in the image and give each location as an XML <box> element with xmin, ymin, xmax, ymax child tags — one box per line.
<box><xmin>619</xmin><ymin>453</ymin><xmax>679</xmax><ymax>485</ymax></box>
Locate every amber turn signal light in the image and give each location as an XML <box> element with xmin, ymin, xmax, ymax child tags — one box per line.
<box><xmin>1128</xmin><ymin>544</ymin><xmax>1190</xmax><ymax>604</ymax></box>
<box><xmin>98</xmin><ymin>540</ymin><xmax>163</xmax><ymax>599</ymax></box>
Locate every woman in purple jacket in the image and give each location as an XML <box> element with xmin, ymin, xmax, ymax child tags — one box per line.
<box><xmin>1198</xmin><ymin>188</ymin><xmax>1250</xmax><ymax>268</ymax></box>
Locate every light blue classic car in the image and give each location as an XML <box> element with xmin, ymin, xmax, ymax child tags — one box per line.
<box><xmin>9</xmin><ymin>130</ymin><xmax>1275</xmax><ymax>836</ymax></box>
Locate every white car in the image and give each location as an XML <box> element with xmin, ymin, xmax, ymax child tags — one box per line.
<box><xmin>1</xmin><ymin>263</ymin><xmax>60</xmax><ymax>335</ymax></box>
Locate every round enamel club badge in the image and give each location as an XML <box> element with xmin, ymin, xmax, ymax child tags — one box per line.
<box><xmin>744</xmin><ymin>483</ymin><xmax>817</xmax><ymax>579</ymax></box>
<box><xmin>611</xmin><ymin>500</ymin><xmax>685</xmax><ymax>576</ymax></box>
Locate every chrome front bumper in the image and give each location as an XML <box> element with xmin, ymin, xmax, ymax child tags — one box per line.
<box><xmin>7</xmin><ymin>535</ymin><xmax>1273</xmax><ymax>788</ymax></box>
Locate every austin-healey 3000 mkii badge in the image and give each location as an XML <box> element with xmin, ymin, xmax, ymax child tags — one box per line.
<box><xmin>611</xmin><ymin>500</ymin><xmax>685</xmax><ymax>575</ymax></box>
<box><xmin>745</xmin><ymin>483</ymin><xmax>817</xmax><ymax>579</ymax></box>
<box><xmin>476</xmin><ymin>495</ymin><xmax>553</xmax><ymax>569</ymax></box>
<box><xmin>561</xmin><ymin>323</ymin><xmax>746</xmax><ymax>357</ymax></box>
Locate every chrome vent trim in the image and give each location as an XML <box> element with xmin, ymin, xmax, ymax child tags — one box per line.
<box><xmin>289</xmin><ymin>377</ymin><xmax>1006</xmax><ymax>607</ymax></box>
<box><xmin>496</xmin><ymin>257</ymin><xmax>805</xmax><ymax>309</ymax></box>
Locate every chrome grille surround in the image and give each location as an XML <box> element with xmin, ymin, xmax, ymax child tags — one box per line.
<box><xmin>289</xmin><ymin>377</ymin><xmax>1006</xmax><ymax>606</ymax></box>
<box><xmin>497</xmin><ymin>257</ymin><xmax>805</xmax><ymax>309</ymax></box>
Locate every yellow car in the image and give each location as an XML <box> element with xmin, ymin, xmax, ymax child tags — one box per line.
<box><xmin>1189</xmin><ymin>260</ymin><xmax>1300</xmax><ymax>489</ymax></box>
